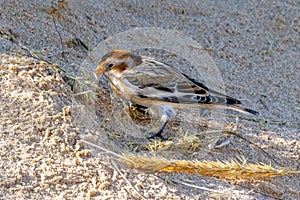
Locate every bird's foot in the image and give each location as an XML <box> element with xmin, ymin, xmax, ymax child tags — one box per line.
<box><xmin>147</xmin><ymin>131</ymin><xmax>170</xmax><ymax>141</ymax></box>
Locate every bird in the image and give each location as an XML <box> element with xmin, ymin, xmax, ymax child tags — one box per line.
<box><xmin>95</xmin><ymin>49</ymin><xmax>259</xmax><ymax>140</ymax></box>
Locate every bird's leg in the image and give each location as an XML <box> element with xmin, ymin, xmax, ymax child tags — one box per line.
<box><xmin>147</xmin><ymin>106</ymin><xmax>174</xmax><ymax>141</ymax></box>
<box><xmin>147</xmin><ymin>118</ymin><xmax>169</xmax><ymax>141</ymax></box>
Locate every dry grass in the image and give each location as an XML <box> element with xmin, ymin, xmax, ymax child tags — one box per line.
<box><xmin>120</xmin><ymin>154</ymin><xmax>299</xmax><ymax>180</ymax></box>
<box><xmin>82</xmin><ymin>140</ymin><xmax>299</xmax><ymax>181</ymax></box>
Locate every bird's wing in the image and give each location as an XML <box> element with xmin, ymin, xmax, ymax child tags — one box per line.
<box><xmin>120</xmin><ymin>58</ymin><xmax>241</xmax><ymax>106</ymax></box>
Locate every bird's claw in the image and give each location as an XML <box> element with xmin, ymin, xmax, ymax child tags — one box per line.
<box><xmin>147</xmin><ymin>132</ymin><xmax>170</xmax><ymax>141</ymax></box>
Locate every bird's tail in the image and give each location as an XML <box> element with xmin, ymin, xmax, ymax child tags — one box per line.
<box><xmin>228</xmin><ymin>105</ymin><xmax>259</xmax><ymax>116</ymax></box>
<box><xmin>244</xmin><ymin>108</ymin><xmax>259</xmax><ymax>116</ymax></box>
<box><xmin>213</xmin><ymin>95</ymin><xmax>259</xmax><ymax>116</ymax></box>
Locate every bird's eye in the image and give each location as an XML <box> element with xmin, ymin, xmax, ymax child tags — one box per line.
<box><xmin>107</xmin><ymin>64</ymin><xmax>114</xmax><ymax>68</ymax></box>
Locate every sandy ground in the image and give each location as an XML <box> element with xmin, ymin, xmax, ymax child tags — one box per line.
<box><xmin>0</xmin><ymin>1</ymin><xmax>299</xmax><ymax>199</ymax></box>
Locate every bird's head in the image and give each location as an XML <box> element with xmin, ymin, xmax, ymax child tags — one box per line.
<box><xmin>95</xmin><ymin>50</ymin><xmax>142</xmax><ymax>77</ymax></box>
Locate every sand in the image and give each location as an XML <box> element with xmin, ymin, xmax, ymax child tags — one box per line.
<box><xmin>0</xmin><ymin>1</ymin><xmax>299</xmax><ymax>199</ymax></box>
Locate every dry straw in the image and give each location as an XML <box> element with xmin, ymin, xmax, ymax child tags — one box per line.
<box><xmin>120</xmin><ymin>154</ymin><xmax>299</xmax><ymax>180</ymax></box>
<box><xmin>83</xmin><ymin>140</ymin><xmax>299</xmax><ymax>181</ymax></box>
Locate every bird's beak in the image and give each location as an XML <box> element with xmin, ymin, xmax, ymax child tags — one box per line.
<box><xmin>95</xmin><ymin>62</ymin><xmax>104</xmax><ymax>74</ymax></box>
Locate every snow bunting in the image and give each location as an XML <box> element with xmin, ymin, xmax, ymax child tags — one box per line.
<box><xmin>95</xmin><ymin>50</ymin><xmax>258</xmax><ymax>139</ymax></box>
